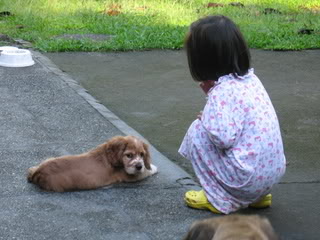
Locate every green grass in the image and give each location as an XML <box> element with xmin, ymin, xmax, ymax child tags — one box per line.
<box><xmin>0</xmin><ymin>0</ymin><xmax>319</xmax><ymax>51</ymax></box>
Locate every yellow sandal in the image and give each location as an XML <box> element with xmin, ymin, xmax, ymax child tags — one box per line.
<box><xmin>249</xmin><ymin>194</ymin><xmax>272</xmax><ymax>208</ymax></box>
<box><xmin>184</xmin><ymin>190</ymin><xmax>222</xmax><ymax>214</ymax></box>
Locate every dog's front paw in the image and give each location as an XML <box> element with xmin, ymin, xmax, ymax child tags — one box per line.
<box><xmin>150</xmin><ymin>164</ymin><xmax>158</xmax><ymax>175</ymax></box>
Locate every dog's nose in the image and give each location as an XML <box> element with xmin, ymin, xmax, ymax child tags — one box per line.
<box><xmin>135</xmin><ymin>163</ymin><xmax>142</xmax><ymax>171</ymax></box>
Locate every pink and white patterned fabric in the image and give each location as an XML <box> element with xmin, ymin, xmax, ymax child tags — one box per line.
<box><xmin>179</xmin><ymin>69</ymin><xmax>286</xmax><ymax>214</ymax></box>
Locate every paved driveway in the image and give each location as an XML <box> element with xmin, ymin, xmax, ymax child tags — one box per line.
<box><xmin>46</xmin><ymin>50</ymin><xmax>320</xmax><ymax>182</ymax></box>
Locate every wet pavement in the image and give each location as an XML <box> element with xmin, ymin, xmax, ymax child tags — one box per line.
<box><xmin>46</xmin><ymin>50</ymin><xmax>320</xmax><ymax>182</ymax></box>
<box><xmin>44</xmin><ymin>49</ymin><xmax>320</xmax><ymax>239</ymax></box>
<box><xmin>0</xmin><ymin>48</ymin><xmax>319</xmax><ymax>239</ymax></box>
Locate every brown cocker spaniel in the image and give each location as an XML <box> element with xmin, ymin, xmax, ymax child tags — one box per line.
<box><xmin>27</xmin><ymin>136</ymin><xmax>158</xmax><ymax>192</ymax></box>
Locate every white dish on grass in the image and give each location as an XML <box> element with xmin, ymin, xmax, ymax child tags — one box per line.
<box><xmin>0</xmin><ymin>47</ymin><xmax>35</xmax><ymax>67</ymax></box>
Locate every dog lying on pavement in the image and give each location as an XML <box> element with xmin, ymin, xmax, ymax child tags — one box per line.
<box><xmin>27</xmin><ymin>136</ymin><xmax>158</xmax><ymax>192</ymax></box>
<box><xmin>183</xmin><ymin>214</ymin><xmax>278</xmax><ymax>240</ymax></box>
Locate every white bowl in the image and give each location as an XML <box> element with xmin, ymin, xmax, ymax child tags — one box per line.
<box><xmin>0</xmin><ymin>46</ymin><xmax>19</xmax><ymax>51</ymax></box>
<box><xmin>0</xmin><ymin>48</ymin><xmax>35</xmax><ymax>67</ymax></box>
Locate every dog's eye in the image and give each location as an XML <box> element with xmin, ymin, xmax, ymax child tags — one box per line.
<box><xmin>126</xmin><ymin>153</ymin><xmax>133</xmax><ymax>159</ymax></box>
<box><xmin>140</xmin><ymin>152</ymin><xmax>144</xmax><ymax>157</ymax></box>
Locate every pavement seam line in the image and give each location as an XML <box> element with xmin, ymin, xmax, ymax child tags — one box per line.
<box><xmin>279</xmin><ymin>180</ymin><xmax>320</xmax><ymax>184</ymax></box>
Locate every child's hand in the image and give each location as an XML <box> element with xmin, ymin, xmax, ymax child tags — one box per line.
<box><xmin>199</xmin><ymin>80</ymin><xmax>215</xmax><ymax>95</ymax></box>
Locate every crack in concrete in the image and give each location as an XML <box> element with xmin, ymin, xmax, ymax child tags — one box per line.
<box><xmin>279</xmin><ymin>180</ymin><xmax>320</xmax><ymax>184</ymax></box>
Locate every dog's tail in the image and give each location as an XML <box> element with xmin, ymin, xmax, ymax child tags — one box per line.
<box><xmin>27</xmin><ymin>166</ymin><xmax>38</xmax><ymax>183</ymax></box>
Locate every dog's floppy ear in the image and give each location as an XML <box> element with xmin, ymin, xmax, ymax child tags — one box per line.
<box><xmin>105</xmin><ymin>136</ymin><xmax>128</xmax><ymax>168</ymax></box>
<box><xmin>183</xmin><ymin>221</ymin><xmax>216</xmax><ymax>240</ymax></box>
<box><xmin>142</xmin><ymin>142</ymin><xmax>151</xmax><ymax>170</ymax></box>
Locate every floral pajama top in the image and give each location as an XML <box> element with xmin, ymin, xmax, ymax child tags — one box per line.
<box><xmin>179</xmin><ymin>69</ymin><xmax>286</xmax><ymax>214</ymax></box>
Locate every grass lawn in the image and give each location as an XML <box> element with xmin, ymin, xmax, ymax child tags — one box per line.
<box><xmin>0</xmin><ymin>0</ymin><xmax>319</xmax><ymax>52</ymax></box>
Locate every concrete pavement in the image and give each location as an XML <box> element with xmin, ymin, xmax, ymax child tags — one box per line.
<box><xmin>0</xmin><ymin>49</ymin><xmax>319</xmax><ymax>239</ymax></box>
<box><xmin>0</xmin><ymin>51</ymin><xmax>209</xmax><ymax>240</ymax></box>
<box><xmin>46</xmin><ymin>50</ymin><xmax>320</xmax><ymax>182</ymax></box>
<box><xmin>45</xmin><ymin>49</ymin><xmax>320</xmax><ymax>239</ymax></box>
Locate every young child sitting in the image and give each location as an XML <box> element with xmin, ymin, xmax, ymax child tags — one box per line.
<box><xmin>179</xmin><ymin>15</ymin><xmax>286</xmax><ymax>214</ymax></box>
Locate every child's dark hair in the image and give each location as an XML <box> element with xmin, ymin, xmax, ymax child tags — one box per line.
<box><xmin>185</xmin><ymin>15</ymin><xmax>251</xmax><ymax>82</ymax></box>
